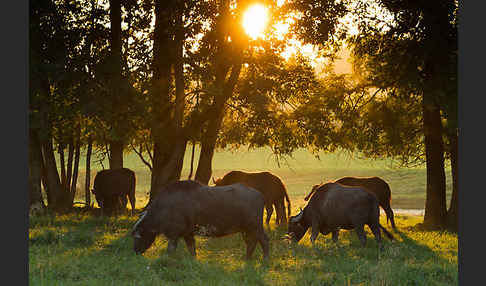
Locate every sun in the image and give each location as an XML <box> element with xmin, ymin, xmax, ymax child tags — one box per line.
<box><xmin>242</xmin><ymin>4</ymin><xmax>268</xmax><ymax>39</ymax></box>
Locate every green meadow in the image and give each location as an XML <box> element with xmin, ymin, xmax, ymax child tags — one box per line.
<box><xmin>30</xmin><ymin>147</ymin><xmax>457</xmax><ymax>285</ymax></box>
<box><xmin>29</xmin><ymin>213</ymin><xmax>457</xmax><ymax>285</ymax></box>
<box><xmin>67</xmin><ymin>146</ymin><xmax>452</xmax><ymax>210</ymax></box>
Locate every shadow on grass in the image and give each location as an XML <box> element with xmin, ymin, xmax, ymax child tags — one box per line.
<box><xmin>86</xmin><ymin>233</ymin><xmax>271</xmax><ymax>285</ymax></box>
<box><xmin>272</xmin><ymin>223</ymin><xmax>457</xmax><ymax>285</ymax></box>
<box><xmin>29</xmin><ymin>210</ymin><xmax>457</xmax><ymax>285</ymax></box>
<box><xmin>29</xmin><ymin>207</ymin><xmax>137</xmax><ymax>255</ymax></box>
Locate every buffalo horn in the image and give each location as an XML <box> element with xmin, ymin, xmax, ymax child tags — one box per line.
<box><xmin>132</xmin><ymin>211</ymin><xmax>147</xmax><ymax>233</ymax></box>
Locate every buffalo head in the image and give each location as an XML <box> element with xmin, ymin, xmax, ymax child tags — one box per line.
<box><xmin>91</xmin><ymin>189</ymin><xmax>103</xmax><ymax>208</ymax></box>
<box><xmin>131</xmin><ymin>211</ymin><xmax>157</xmax><ymax>254</ymax></box>
<box><xmin>287</xmin><ymin>210</ymin><xmax>308</xmax><ymax>243</ymax></box>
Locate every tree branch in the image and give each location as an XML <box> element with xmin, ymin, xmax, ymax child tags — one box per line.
<box><xmin>131</xmin><ymin>143</ymin><xmax>152</xmax><ymax>171</ymax></box>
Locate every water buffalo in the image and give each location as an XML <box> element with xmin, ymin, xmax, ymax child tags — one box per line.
<box><xmin>213</xmin><ymin>171</ymin><xmax>291</xmax><ymax>226</ymax></box>
<box><xmin>306</xmin><ymin>176</ymin><xmax>396</xmax><ymax>230</ymax></box>
<box><xmin>91</xmin><ymin>168</ymin><xmax>136</xmax><ymax>215</ymax></box>
<box><xmin>289</xmin><ymin>182</ymin><xmax>394</xmax><ymax>250</ymax></box>
<box><xmin>131</xmin><ymin>180</ymin><xmax>270</xmax><ymax>260</ymax></box>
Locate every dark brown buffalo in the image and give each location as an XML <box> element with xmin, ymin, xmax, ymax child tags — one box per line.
<box><xmin>289</xmin><ymin>182</ymin><xmax>394</xmax><ymax>250</ymax></box>
<box><xmin>91</xmin><ymin>168</ymin><xmax>136</xmax><ymax>215</ymax></box>
<box><xmin>131</xmin><ymin>180</ymin><xmax>270</xmax><ymax>260</ymax></box>
<box><xmin>306</xmin><ymin>176</ymin><xmax>396</xmax><ymax>230</ymax></box>
<box><xmin>213</xmin><ymin>171</ymin><xmax>291</xmax><ymax>225</ymax></box>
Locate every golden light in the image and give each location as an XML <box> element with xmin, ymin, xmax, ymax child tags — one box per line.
<box><xmin>242</xmin><ymin>4</ymin><xmax>268</xmax><ymax>39</ymax></box>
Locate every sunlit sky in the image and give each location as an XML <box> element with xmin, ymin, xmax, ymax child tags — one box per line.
<box><xmin>127</xmin><ymin>1</ymin><xmax>366</xmax><ymax>75</ymax></box>
<box><xmin>241</xmin><ymin>2</ymin><xmax>355</xmax><ymax>74</ymax></box>
<box><xmin>242</xmin><ymin>4</ymin><xmax>269</xmax><ymax>40</ymax></box>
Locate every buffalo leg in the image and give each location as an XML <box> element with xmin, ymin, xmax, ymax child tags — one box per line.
<box><xmin>274</xmin><ymin>202</ymin><xmax>281</xmax><ymax>225</ymax></box>
<box><xmin>128</xmin><ymin>193</ymin><xmax>136</xmax><ymax>216</ymax></box>
<box><xmin>183</xmin><ymin>234</ymin><xmax>196</xmax><ymax>257</ymax></box>
<box><xmin>369</xmin><ymin>224</ymin><xmax>384</xmax><ymax>251</ymax></box>
<box><xmin>243</xmin><ymin>232</ymin><xmax>258</xmax><ymax>260</ymax></box>
<box><xmin>167</xmin><ymin>238</ymin><xmax>179</xmax><ymax>255</ymax></box>
<box><xmin>354</xmin><ymin>225</ymin><xmax>367</xmax><ymax>247</ymax></box>
<box><xmin>310</xmin><ymin>219</ymin><xmax>320</xmax><ymax>246</ymax></box>
<box><xmin>257</xmin><ymin>231</ymin><xmax>270</xmax><ymax>260</ymax></box>
<box><xmin>265</xmin><ymin>203</ymin><xmax>273</xmax><ymax>225</ymax></box>
<box><xmin>120</xmin><ymin>196</ymin><xmax>128</xmax><ymax>214</ymax></box>
<box><xmin>121</xmin><ymin>195</ymin><xmax>128</xmax><ymax>208</ymax></box>
<box><xmin>331</xmin><ymin>229</ymin><xmax>339</xmax><ymax>243</ymax></box>
<box><xmin>275</xmin><ymin>200</ymin><xmax>286</xmax><ymax>225</ymax></box>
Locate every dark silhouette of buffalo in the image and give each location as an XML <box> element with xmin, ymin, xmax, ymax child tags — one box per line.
<box><xmin>213</xmin><ymin>170</ymin><xmax>291</xmax><ymax>226</ymax></box>
<box><xmin>91</xmin><ymin>168</ymin><xmax>136</xmax><ymax>215</ymax></box>
<box><xmin>289</xmin><ymin>182</ymin><xmax>394</xmax><ymax>250</ymax></box>
<box><xmin>131</xmin><ymin>180</ymin><xmax>270</xmax><ymax>260</ymax></box>
<box><xmin>306</xmin><ymin>176</ymin><xmax>396</xmax><ymax>230</ymax></box>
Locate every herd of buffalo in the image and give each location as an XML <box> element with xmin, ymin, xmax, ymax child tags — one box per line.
<box><xmin>91</xmin><ymin>168</ymin><xmax>397</xmax><ymax>260</ymax></box>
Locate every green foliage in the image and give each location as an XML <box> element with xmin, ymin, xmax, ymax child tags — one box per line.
<box><xmin>29</xmin><ymin>213</ymin><xmax>457</xmax><ymax>285</ymax></box>
<box><xmin>281</xmin><ymin>0</ymin><xmax>349</xmax><ymax>46</ymax></box>
<box><xmin>218</xmin><ymin>52</ymin><xmax>318</xmax><ymax>157</ymax></box>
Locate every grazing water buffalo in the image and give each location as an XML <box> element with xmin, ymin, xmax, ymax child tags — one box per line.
<box><xmin>131</xmin><ymin>180</ymin><xmax>270</xmax><ymax>260</ymax></box>
<box><xmin>213</xmin><ymin>171</ymin><xmax>291</xmax><ymax>225</ymax></box>
<box><xmin>289</xmin><ymin>182</ymin><xmax>394</xmax><ymax>250</ymax></box>
<box><xmin>306</xmin><ymin>176</ymin><xmax>396</xmax><ymax>230</ymax></box>
<box><xmin>91</xmin><ymin>168</ymin><xmax>136</xmax><ymax>215</ymax></box>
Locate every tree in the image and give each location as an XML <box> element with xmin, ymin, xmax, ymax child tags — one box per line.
<box><xmin>29</xmin><ymin>129</ymin><xmax>46</xmax><ymax>213</ymax></box>
<box><xmin>274</xmin><ymin>0</ymin><xmax>457</xmax><ymax>229</ymax></box>
<box><xmin>193</xmin><ymin>0</ymin><xmax>248</xmax><ymax>184</ymax></box>
<box><xmin>350</xmin><ymin>0</ymin><xmax>457</xmax><ymax>229</ymax></box>
<box><xmin>30</xmin><ymin>0</ymin><xmax>80</xmax><ymax>212</ymax></box>
<box><xmin>107</xmin><ymin>0</ymin><xmax>125</xmax><ymax>169</ymax></box>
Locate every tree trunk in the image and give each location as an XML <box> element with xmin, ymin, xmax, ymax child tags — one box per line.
<box><xmin>195</xmin><ymin>61</ymin><xmax>242</xmax><ymax>185</ymax></box>
<box><xmin>70</xmin><ymin>129</ymin><xmax>81</xmax><ymax>203</ymax></box>
<box><xmin>108</xmin><ymin>0</ymin><xmax>124</xmax><ymax>170</ymax></box>
<box><xmin>109</xmin><ymin>141</ymin><xmax>124</xmax><ymax>169</ymax></box>
<box><xmin>85</xmin><ymin>137</ymin><xmax>93</xmax><ymax>207</ymax></box>
<box><xmin>188</xmin><ymin>141</ymin><xmax>196</xmax><ymax>180</ymax></box>
<box><xmin>41</xmin><ymin>136</ymin><xmax>69</xmax><ymax>211</ymax></box>
<box><xmin>195</xmin><ymin>109</ymin><xmax>225</xmax><ymax>185</ymax></box>
<box><xmin>147</xmin><ymin>0</ymin><xmax>180</xmax><ymax>203</ymax></box>
<box><xmin>149</xmin><ymin>139</ymin><xmax>187</xmax><ymax>203</ymax></box>
<box><xmin>39</xmin><ymin>145</ymin><xmax>48</xmax><ymax>196</ymax></box>
<box><xmin>446</xmin><ymin>131</ymin><xmax>458</xmax><ymax>231</ymax></box>
<box><xmin>38</xmin><ymin>94</ymin><xmax>69</xmax><ymax>211</ymax></box>
<box><xmin>422</xmin><ymin>100</ymin><xmax>447</xmax><ymax>228</ymax></box>
<box><xmin>29</xmin><ymin>129</ymin><xmax>46</xmax><ymax>213</ymax></box>
<box><xmin>58</xmin><ymin>142</ymin><xmax>66</xmax><ymax>190</ymax></box>
<box><xmin>66</xmin><ymin>139</ymin><xmax>74</xmax><ymax>192</ymax></box>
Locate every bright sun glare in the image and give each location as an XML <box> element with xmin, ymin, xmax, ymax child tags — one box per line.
<box><xmin>242</xmin><ymin>4</ymin><xmax>268</xmax><ymax>39</ymax></box>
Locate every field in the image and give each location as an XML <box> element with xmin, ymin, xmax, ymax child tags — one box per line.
<box><xmin>30</xmin><ymin>147</ymin><xmax>457</xmax><ymax>285</ymax></box>
<box><xmin>67</xmin><ymin>146</ymin><xmax>453</xmax><ymax>210</ymax></box>
<box><xmin>29</xmin><ymin>213</ymin><xmax>457</xmax><ymax>285</ymax></box>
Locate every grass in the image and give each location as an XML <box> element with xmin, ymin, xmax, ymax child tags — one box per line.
<box><xmin>65</xmin><ymin>146</ymin><xmax>453</xmax><ymax>210</ymax></box>
<box><xmin>33</xmin><ymin>147</ymin><xmax>457</xmax><ymax>285</ymax></box>
<box><xmin>29</xmin><ymin>211</ymin><xmax>457</xmax><ymax>285</ymax></box>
